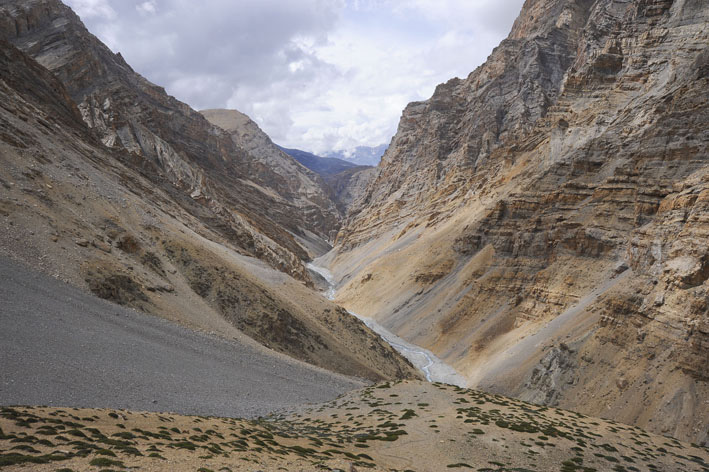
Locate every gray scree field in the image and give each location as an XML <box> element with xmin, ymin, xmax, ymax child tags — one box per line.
<box><xmin>0</xmin><ymin>257</ymin><xmax>364</xmax><ymax>418</ymax></box>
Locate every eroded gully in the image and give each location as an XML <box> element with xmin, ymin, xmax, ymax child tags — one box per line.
<box><xmin>307</xmin><ymin>263</ymin><xmax>466</xmax><ymax>387</ymax></box>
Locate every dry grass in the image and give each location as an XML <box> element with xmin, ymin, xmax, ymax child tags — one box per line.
<box><xmin>1</xmin><ymin>381</ymin><xmax>706</xmax><ymax>471</ymax></box>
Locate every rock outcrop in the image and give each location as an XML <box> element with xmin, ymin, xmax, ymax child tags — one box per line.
<box><xmin>330</xmin><ymin>0</ymin><xmax>709</xmax><ymax>444</ymax></box>
<box><xmin>324</xmin><ymin>166</ymin><xmax>377</xmax><ymax>214</ymax></box>
<box><xmin>277</xmin><ymin>145</ymin><xmax>377</xmax><ymax>214</ymax></box>
<box><xmin>2</xmin><ymin>0</ymin><xmax>707</xmax><ymax>442</ymax></box>
<box><xmin>200</xmin><ymin>109</ymin><xmax>342</xmax><ymax>246</ymax></box>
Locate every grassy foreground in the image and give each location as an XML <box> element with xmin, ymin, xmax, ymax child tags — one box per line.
<box><xmin>1</xmin><ymin>381</ymin><xmax>707</xmax><ymax>471</ymax></box>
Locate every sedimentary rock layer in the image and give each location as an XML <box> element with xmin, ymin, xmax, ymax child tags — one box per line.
<box><xmin>332</xmin><ymin>0</ymin><xmax>709</xmax><ymax>444</ymax></box>
<box><xmin>0</xmin><ymin>34</ymin><xmax>417</xmax><ymax>381</ymax></box>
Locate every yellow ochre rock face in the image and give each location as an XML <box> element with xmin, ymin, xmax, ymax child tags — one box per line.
<box><xmin>329</xmin><ymin>0</ymin><xmax>709</xmax><ymax>444</ymax></box>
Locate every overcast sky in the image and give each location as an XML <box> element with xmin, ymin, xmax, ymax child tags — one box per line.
<box><xmin>65</xmin><ymin>0</ymin><xmax>525</xmax><ymax>155</ymax></box>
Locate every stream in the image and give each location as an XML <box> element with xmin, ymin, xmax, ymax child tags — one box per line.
<box><xmin>307</xmin><ymin>263</ymin><xmax>466</xmax><ymax>387</ymax></box>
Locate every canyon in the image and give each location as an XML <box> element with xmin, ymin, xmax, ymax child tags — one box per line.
<box><xmin>0</xmin><ymin>0</ymin><xmax>418</xmax><ymax>383</ymax></box>
<box><xmin>325</xmin><ymin>0</ymin><xmax>709</xmax><ymax>445</ymax></box>
<box><xmin>0</xmin><ymin>0</ymin><xmax>708</xmax><ymax>469</ymax></box>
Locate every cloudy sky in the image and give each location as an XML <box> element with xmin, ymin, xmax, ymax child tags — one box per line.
<box><xmin>65</xmin><ymin>0</ymin><xmax>525</xmax><ymax>155</ymax></box>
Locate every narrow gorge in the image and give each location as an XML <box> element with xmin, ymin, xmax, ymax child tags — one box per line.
<box><xmin>317</xmin><ymin>0</ymin><xmax>709</xmax><ymax>445</ymax></box>
<box><xmin>0</xmin><ymin>0</ymin><xmax>708</xmax><ymax>469</ymax></box>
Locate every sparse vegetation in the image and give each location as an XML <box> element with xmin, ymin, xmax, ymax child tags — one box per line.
<box><xmin>0</xmin><ymin>384</ymin><xmax>706</xmax><ymax>471</ymax></box>
<box><xmin>88</xmin><ymin>457</ymin><xmax>124</xmax><ymax>467</ymax></box>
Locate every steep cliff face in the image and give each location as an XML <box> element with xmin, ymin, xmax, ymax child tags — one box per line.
<box><xmin>274</xmin><ymin>145</ymin><xmax>375</xmax><ymax>215</ymax></box>
<box><xmin>324</xmin><ymin>166</ymin><xmax>377</xmax><ymax>214</ymax></box>
<box><xmin>331</xmin><ymin>0</ymin><xmax>709</xmax><ymax>443</ymax></box>
<box><xmin>342</xmin><ymin>0</ymin><xmax>595</xmax><ymax>247</ymax></box>
<box><xmin>0</xmin><ymin>0</ymin><xmax>341</xmax><ymax>276</ymax></box>
<box><xmin>0</xmin><ymin>37</ymin><xmax>418</xmax><ymax>382</ymax></box>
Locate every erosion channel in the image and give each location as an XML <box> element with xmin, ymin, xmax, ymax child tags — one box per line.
<box><xmin>307</xmin><ymin>263</ymin><xmax>466</xmax><ymax>387</ymax></box>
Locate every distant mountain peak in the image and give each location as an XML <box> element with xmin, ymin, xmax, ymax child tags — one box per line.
<box><xmin>279</xmin><ymin>146</ymin><xmax>376</xmax><ymax>215</ymax></box>
<box><xmin>324</xmin><ymin>144</ymin><xmax>388</xmax><ymax>167</ymax></box>
<box><xmin>279</xmin><ymin>146</ymin><xmax>359</xmax><ymax>176</ymax></box>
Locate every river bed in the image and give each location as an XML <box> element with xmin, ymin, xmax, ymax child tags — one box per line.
<box><xmin>307</xmin><ymin>263</ymin><xmax>466</xmax><ymax>387</ymax></box>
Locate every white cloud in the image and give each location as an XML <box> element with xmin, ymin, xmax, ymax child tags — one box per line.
<box><xmin>64</xmin><ymin>0</ymin><xmax>525</xmax><ymax>155</ymax></box>
<box><xmin>135</xmin><ymin>1</ymin><xmax>157</xmax><ymax>15</ymax></box>
<box><xmin>64</xmin><ymin>0</ymin><xmax>116</xmax><ymax>20</ymax></box>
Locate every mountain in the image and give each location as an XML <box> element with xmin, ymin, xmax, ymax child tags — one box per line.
<box><xmin>278</xmin><ymin>146</ymin><xmax>377</xmax><ymax>214</ymax></box>
<box><xmin>326</xmin><ymin>0</ymin><xmax>709</xmax><ymax>444</ymax></box>
<box><xmin>2</xmin><ymin>0</ymin><xmax>709</xmax><ymax>468</ymax></box>
<box><xmin>2</xmin><ymin>0</ymin><xmax>709</xmax><ymax>452</ymax></box>
<box><xmin>323</xmin><ymin>165</ymin><xmax>378</xmax><ymax>214</ymax></box>
<box><xmin>199</xmin><ymin>109</ymin><xmax>343</xmax><ymax>250</ymax></box>
<box><xmin>325</xmin><ymin>144</ymin><xmax>388</xmax><ymax>166</ymax></box>
<box><xmin>0</xmin><ymin>0</ymin><xmax>341</xmax><ymax>271</ymax></box>
<box><xmin>0</xmin><ymin>2</ymin><xmax>419</xmax><ymax>382</ymax></box>
<box><xmin>279</xmin><ymin>146</ymin><xmax>358</xmax><ymax>176</ymax></box>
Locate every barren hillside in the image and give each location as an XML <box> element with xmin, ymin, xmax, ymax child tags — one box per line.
<box><xmin>327</xmin><ymin>0</ymin><xmax>709</xmax><ymax>444</ymax></box>
<box><xmin>0</xmin><ymin>24</ymin><xmax>417</xmax><ymax>382</ymax></box>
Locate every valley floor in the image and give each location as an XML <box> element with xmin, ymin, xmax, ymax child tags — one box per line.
<box><xmin>0</xmin><ymin>257</ymin><xmax>364</xmax><ymax>419</ymax></box>
<box><xmin>1</xmin><ymin>257</ymin><xmax>708</xmax><ymax>471</ymax></box>
<box><xmin>308</xmin><ymin>262</ymin><xmax>466</xmax><ymax>386</ymax></box>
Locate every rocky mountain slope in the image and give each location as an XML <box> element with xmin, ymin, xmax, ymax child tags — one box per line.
<box><xmin>0</xmin><ymin>255</ymin><xmax>368</xmax><ymax>418</ymax></box>
<box><xmin>279</xmin><ymin>146</ymin><xmax>358</xmax><ymax>176</ymax></box>
<box><xmin>2</xmin><ymin>0</ymin><xmax>707</xmax><ymax>453</ymax></box>
<box><xmin>324</xmin><ymin>165</ymin><xmax>378</xmax><ymax>214</ymax></box>
<box><xmin>327</xmin><ymin>0</ymin><xmax>709</xmax><ymax>444</ymax></box>
<box><xmin>200</xmin><ymin>108</ymin><xmax>342</xmax><ymax>248</ymax></box>
<box><xmin>278</xmin><ymin>145</ymin><xmax>377</xmax><ymax>214</ymax></box>
<box><xmin>0</xmin><ymin>15</ymin><xmax>418</xmax><ymax>380</ymax></box>
<box><xmin>0</xmin><ymin>0</ymin><xmax>341</xmax><ymax>272</ymax></box>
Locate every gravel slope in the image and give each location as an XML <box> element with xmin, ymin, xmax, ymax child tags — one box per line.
<box><xmin>0</xmin><ymin>257</ymin><xmax>364</xmax><ymax>418</ymax></box>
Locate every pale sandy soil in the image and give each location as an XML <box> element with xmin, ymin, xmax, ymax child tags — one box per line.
<box><xmin>2</xmin><ymin>381</ymin><xmax>707</xmax><ymax>471</ymax></box>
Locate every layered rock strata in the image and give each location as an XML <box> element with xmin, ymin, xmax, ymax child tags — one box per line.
<box><xmin>0</xmin><ymin>21</ymin><xmax>417</xmax><ymax>380</ymax></box>
<box><xmin>331</xmin><ymin>0</ymin><xmax>709</xmax><ymax>444</ymax></box>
